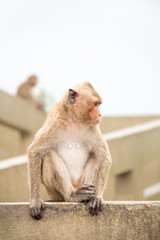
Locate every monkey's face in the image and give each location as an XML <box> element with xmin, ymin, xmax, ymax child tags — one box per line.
<box><xmin>68</xmin><ymin>86</ymin><xmax>102</xmax><ymax>126</ymax></box>
<box><xmin>88</xmin><ymin>100</ymin><xmax>102</xmax><ymax>125</ymax></box>
<box><xmin>77</xmin><ymin>98</ymin><xmax>102</xmax><ymax>125</ymax></box>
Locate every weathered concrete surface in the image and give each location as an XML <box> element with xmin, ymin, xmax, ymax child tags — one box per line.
<box><xmin>0</xmin><ymin>202</ymin><xmax>160</xmax><ymax>240</ymax></box>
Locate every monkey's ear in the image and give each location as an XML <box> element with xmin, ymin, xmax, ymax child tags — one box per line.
<box><xmin>68</xmin><ymin>89</ymin><xmax>78</xmax><ymax>104</ymax></box>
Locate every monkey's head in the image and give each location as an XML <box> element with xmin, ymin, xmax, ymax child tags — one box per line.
<box><xmin>27</xmin><ymin>75</ymin><xmax>38</xmax><ymax>86</ymax></box>
<box><xmin>67</xmin><ymin>82</ymin><xmax>102</xmax><ymax>126</ymax></box>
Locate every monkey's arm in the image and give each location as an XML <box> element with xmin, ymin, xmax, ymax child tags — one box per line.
<box><xmin>27</xmin><ymin>124</ymin><xmax>55</xmax><ymax>219</ymax></box>
<box><xmin>27</xmin><ymin>146</ymin><xmax>46</xmax><ymax>219</ymax></box>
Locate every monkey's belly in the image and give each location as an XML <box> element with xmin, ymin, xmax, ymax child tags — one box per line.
<box><xmin>57</xmin><ymin>140</ymin><xmax>89</xmax><ymax>184</ymax></box>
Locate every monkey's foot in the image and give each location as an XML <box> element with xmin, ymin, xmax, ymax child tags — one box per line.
<box><xmin>89</xmin><ymin>198</ymin><xmax>103</xmax><ymax>215</ymax></box>
<box><xmin>29</xmin><ymin>199</ymin><xmax>45</xmax><ymax>220</ymax></box>
<box><xmin>70</xmin><ymin>184</ymin><xmax>96</xmax><ymax>202</ymax></box>
<box><xmin>76</xmin><ymin>184</ymin><xmax>96</xmax><ymax>195</ymax></box>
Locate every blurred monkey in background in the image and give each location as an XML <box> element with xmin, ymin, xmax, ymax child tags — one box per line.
<box><xmin>17</xmin><ymin>75</ymin><xmax>44</xmax><ymax>110</ymax></box>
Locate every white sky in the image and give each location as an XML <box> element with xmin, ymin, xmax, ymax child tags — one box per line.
<box><xmin>0</xmin><ymin>0</ymin><xmax>160</xmax><ymax>115</ymax></box>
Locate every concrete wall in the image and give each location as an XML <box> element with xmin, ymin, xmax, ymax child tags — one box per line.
<box><xmin>0</xmin><ymin>202</ymin><xmax>160</xmax><ymax>240</ymax></box>
<box><xmin>104</xmin><ymin>121</ymin><xmax>160</xmax><ymax>201</ymax></box>
<box><xmin>0</xmin><ymin>156</ymin><xmax>47</xmax><ymax>202</ymax></box>
<box><xmin>0</xmin><ymin>90</ymin><xmax>45</xmax><ymax>160</ymax></box>
<box><xmin>100</xmin><ymin>115</ymin><xmax>160</xmax><ymax>133</ymax></box>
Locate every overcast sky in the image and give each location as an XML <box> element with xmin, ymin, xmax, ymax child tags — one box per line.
<box><xmin>0</xmin><ymin>0</ymin><xmax>160</xmax><ymax>115</ymax></box>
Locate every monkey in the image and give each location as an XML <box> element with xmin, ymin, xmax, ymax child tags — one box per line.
<box><xmin>27</xmin><ymin>82</ymin><xmax>112</xmax><ymax>220</ymax></box>
<box><xmin>17</xmin><ymin>75</ymin><xmax>44</xmax><ymax>110</ymax></box>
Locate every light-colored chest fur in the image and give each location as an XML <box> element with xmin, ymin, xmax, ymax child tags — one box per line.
<box><xmin>57</xmin><ymin>134</ymin><xmax>91</xmax><ymax>184</ymax></box>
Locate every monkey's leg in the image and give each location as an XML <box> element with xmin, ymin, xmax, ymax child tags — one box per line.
<box><xmin>42</xmin><ymin>151</ymin><xmax>95</xmax><ymax>202</ymax></box>
<box><xmin>42</xmin><ymin>151</ymin><xmax>74</xmax><ymax>201</ymax></box>
<box><xmin>80</xmin><ymin>156</ymin><xmax>98</xmax><ymax>185</ymax></box>
<box><xmin>80</xmin><ymin>156</ymin><xmax>104</xmax><ymax>216</ymax></box>
<box><xmin>45</xmin><ymin>189</ymin><xmax>64</xmax><ymax>202</ymax></box>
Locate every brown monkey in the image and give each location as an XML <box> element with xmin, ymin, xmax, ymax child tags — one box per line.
<box><xmin>17</xmin><ymin>75</ymin><xmax>43</xmax><ymax>110</ymax></box>
<box><xmin>27</xmin><ymin>82</ymin><xmax>112</xmax><ymax>220</ymax></box>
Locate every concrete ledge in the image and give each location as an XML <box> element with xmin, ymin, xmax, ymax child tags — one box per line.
<box><xmin>0</xmin><ymin>201</ymin><xmax>160</xmax><ymax>240</ymax></box>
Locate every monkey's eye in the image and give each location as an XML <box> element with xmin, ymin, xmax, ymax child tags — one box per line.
<box><xmin>94</xmin><ymin>102</ymin><xmax>100</xmax><ymax>107</ymax></box>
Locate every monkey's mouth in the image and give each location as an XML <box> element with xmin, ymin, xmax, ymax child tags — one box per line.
<box><xmin>92</xmin><ymin>118</ymin><xmax>101</xmax><ymax>124</ymax></box>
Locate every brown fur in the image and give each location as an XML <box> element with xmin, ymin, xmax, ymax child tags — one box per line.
<box><xmin>27</xmin><ymin>82</ymin><xmax>112</xmax><ymax>219</ymax></box>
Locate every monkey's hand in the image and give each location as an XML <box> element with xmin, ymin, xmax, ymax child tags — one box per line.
<box><xmin>89</xmin><ymin>197</ymin><xmax>103</xmax><ymax>216</ymax></box>
<box><xmin>29</xmin><ymin>199</ymin><xmax>45</xmax><ymax>220</ymax></box>
<box><xmin>70</xmin><ymin>184</ymin><xmax>96</xmax><ymax>202</ymax></box>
